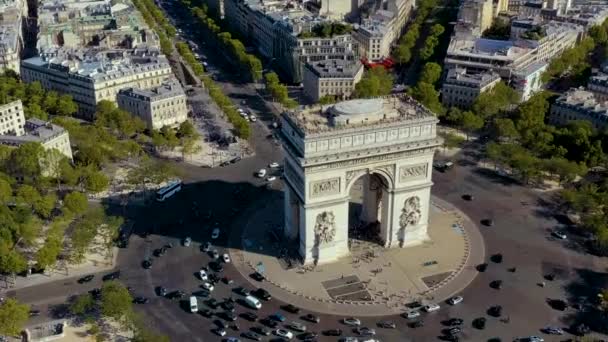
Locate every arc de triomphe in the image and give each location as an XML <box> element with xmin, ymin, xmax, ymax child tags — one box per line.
<box><xmin>279</xmin><ymin>96</ymin><xmax>442</xmax><ymax>265</ymax></box>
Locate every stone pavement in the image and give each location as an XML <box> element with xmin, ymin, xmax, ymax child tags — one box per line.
<box><xmin>230</xmin><ymin>195</ymin><xmax>485</xmax><ymax>316</ymax></box>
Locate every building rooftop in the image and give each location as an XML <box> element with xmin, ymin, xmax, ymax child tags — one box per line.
<box><xmin>444</xmin><ymin>68</ymin><xmax>501</xmax><ymax>88</ymax></box>
<box><xmin>22</xmin><ymin>47</ymin><xmax>170</xmax><ymax>83</ymax></box>
<box><xmin>305</xmin><ymin>59</ymin><xmax>362</xmax><ymax>78</ymax></box>
<box><xmin>283</xmin><ymin>95</ymin><xmax>437</xmax><ymax>136</ymax></box>
<box><xmin>0</xmin><ymin>118</ymin><xmax>67</xmax><ymax>143</ymax></box>
<box><xmin>118</xmin><ymin>78</ymin><xmax>185</xmax><ymax>101</ymax></box>
<box><xmin>554</xmin><ymin>88</ymin><xmax>608</xmax><ymax>122</ymax></box>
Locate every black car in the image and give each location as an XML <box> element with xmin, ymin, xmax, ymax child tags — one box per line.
<box><xmin>488</xmin><ymin>305</ymin><xmax>502</xmax><ymax>317</ymax></box>
<box><xmin>489</xmin><ymin>280</ymin><xmax>503</xmax><ymax>289</ymax></box>
<box><xmin>302</xmin><ymin>313</ymin><xmax>320</xmax><ymax>323</ymax></box>
<box><xmin>252</xmin><ymin>326</ymin><xmax>270</xmax><ymax>336</ymax></box>
<box><xmin>154</xmin><ymin>248</ymin><xmax>166</xmax><ymax>257</ymax></box>
<box><xmin>241</xmin><ymin>312</ymin><xmax>258</xmax><ymax>322</ymax></box>
<box><xmin>133</xmin><ymin>297</ymin><xmax>150</xmax><ymax>304</ymax></box>
<box><xmin>29</xmin><ymin>310</ymin><xmax>41</xmax><ymax>317</ymax></box>
<box><xmin>323</xmin><ymin>329</ymin><xmax>342</xmax><ymax>336</ymax></box>
<box><xmin>242</xmin><ymin>331</ymin><xmax>262</xmax><ymax>341</ymax></box>
<box><xmin>224</xmin><ymin>311</ymin><xmax>237</xmax><ymax>321</ymax></box>
<box><xmin>164</xmin><ymin>243</ymin><xmax>173</xmax><ymax>249</ymax></box>
<box><xmin>89</xmin><ymin>288</ymin><xmax>102</xmax><ymax>300</ymax></box>
<box><xmin>252</xmin><ymin>272</ymin><xmax>265</xmax><ymax>282</ymax></box>
<box><xmin>209</xmin><ymin>261</ymin><xmax>224</xmax><ymax>272</ymax></box>
<box><xmin>446</xmin><ymin>318</ymin><xmax>464</xmax><ymax>326</ymax></box>
<box><xmin>142</xmin><ymin>259</ymin><xmax>152</xmax><ymax>269</ymax></box>
<box><xmin>102</xmin><ymin>271</ymin><xmax>120</xmax><ymax>281</ymax></box>
<box><xmin>252</xmin><ymin>288</ymin><xmax>271</xmax><ymax>300</ymax></box>
<box><xmin>235</xmin><ymin>287</ymin><xmax>250</xmax><ymax>296</ymax></box>
<box><xmin>166</xmin><ymin>290</ymin><xmax>186</xmax><ymax>300</ymax></box>
<box><xmin>78</xmin><ymin>275</ymin><xmax>94</xmax><ymax>284</ymax></box>
<box><xmin>209</xmin><ymin>273</ymin><xmax>221</xmax><ymax>284</ymax></box>
<box><xmin>222</xmin><ymin>301</ymin><xmax>235</xmax><ymax>312</ymax></box>
<box><xmin>156</xmin><ymin>286</ymin><xmax>167</xmax><ymax>297</ymax></box>
<box><xmin>199</xmin><ymin>309</ymin><xmax>213</xmax><ymax>318</ymax></box>
<box><xmin>207</xmin><ymin>298</ymin><xmax>220</xmax><ymax>309</ymax></box>
<box><xmin>282</xmin><ymin>304</ymin><xmax>300</xmax><ymax>313</ymax></box>
<box><xmin>409</xmin><ymin>321</ymin><xmax>424</xmax><ymax>328</ymax></box>
<box><xmin>300</xmin><ymin>332</ymin><xmax>318</xmax><ymax>339</ymax></box>
<box><xmin>377</xmin><ymin>320</ymin><xmax>396</xmax><ymax>329</ymax></box>
<box><xmin>462</xmin><ymin>194</ymin><xmax>474</xmax><ymax>201</ymax></box>
<box><xmin>481</xmin><ymin>219</ymin><xmax>494</xmax><ymax>227</ymax></box>
<box><xmin>472</xmin><ymin>317</ymin><xmax>486</xmax><ymax>330</ymax></box>
<box><xmin>261</xmin><ymin>318</ymin><xmax>278</xmax><ymax>328</ymax></box>
<box><xmin>222</xmin><ymin>277</ymin><xmax>234</xmax><ymax>285</ymax></box>
<box><xmin>447</xmin><ymin>327</ymin><xmax>461</xmax><ymax>335</ymax></box>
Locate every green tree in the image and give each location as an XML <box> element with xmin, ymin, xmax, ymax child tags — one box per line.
<box><xmin>56</xmin><ymin>95</ymin><xmax>78</xmax><ymax>116</ymax></box>
<box><xmin>34</xmin><ymin>193</ymin><xmax>57</xmax><ymax>219</ymax></box>
<box><xmin>8</xmin><ymin>142</ymin><xmax>44</xmax><ymax>180</ymax></box>
<box><xmin>419</xmin><ymin>62</ymin><xmax>442</xmax><ymax>85</ymax></box>
<box><xmin>441</xmin><ymin>132</ymin><xmax>465</xmax><ymax>153</ymax></box>
<box><xmin>354</xmin><ymin>67</ymin><xmax>394</xmax><ymax>98</ymax></box>
<box><xmin>0</xmin><ymin>179</ymin><xmax>12</xmax><ymax>204</ymax></box>
<box><xmin>410</xmin><ymin>82</ymin><xmax>445</xmax><ymax>115</ymax></box>
<box><xmin>63</xmin><ymin>192</ymin><xmax>89</xmax><ymax>216</ymax></box>
<box><xmin>177</xmin><ymin>120</ymin><xmax>197</xmax><ymax>138</ymax></box>
<box><xmin>71</xmin><ymin>293</ymin><xmax>95</xmax><ymax>316</ymax></box>
<box><xmin>101</xmin><ymin>281</ymin><xmax>133</xmax><ymax>321</ymax></box>
<box><xmin>15</xmin><ymin>185</ymin><xmax>41</xmax><ymax>209</ymax></box>
<box><xmin>459</xmin><ymin>111</ymin><xmax>484</xmax><ymax>139</ymax></box>
<box><xmin>0</xmin><ymin>298</ymin><xmax>30</xmax><ymax>336</ymax></box>
<box><xmin>83</xmin><ymin>170</ymin><xmax>109</xmax><ymax>193</ymax></box>
<box><xmin>493</xmin><ymin>118</ymin><xmax>519</xmax><ymax>140</ymax></box>
<box><xmin>543</xmin><ymin>157</ymin><xmax>587</xmax><ymax>185</ymax></box>
<box><xmin>0</xmin><ymin>242</ymin><xmax>27</xmax><ymax>275</ymax></box>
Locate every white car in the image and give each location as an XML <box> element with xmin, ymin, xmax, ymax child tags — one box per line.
<box><xmin>211</xmin><ymin>228</ymin><xmax>220</xmax><ymax>239</ymax></box>
<box><xmin>211</xmin><ymin>250</ymin><xmax>219</xmax><ymax>259</ymax></box>
<box><xmin>447</xmin><ymin>296</ymin><xmax>463</xmax><ymax>305</ymax></box>
<box><xmin>422</xmin><ymin>303</ymin><xmax>440</xmax><ymax>312</ymax></box>
<box><xmin>249</xmin><ymin>115</ymin><xmax>257</xmax><ymax>122</ymax></box>
<box><xmin>202</xmin><ymin>62</ymin><xmax>209</xmax><ymax>67</ymax></box>
<box><xmin>215</xmin><ymin>328</ymin><xmax>226</xmax><ymax>337</ymax></box>
<box><xmin>269</xmin><ymin>162</ymin><xmax>280</xmax><ymax>168</ymax></box>
<box><xmin>199</xmin><ymin>269</ymin><xmax>208</xmax><ymax>281</ymax></box>
<box><xmin>257</xmin><ymin>169</ymin><xmax>267</xmax><ymax>178</ymax></box>
<box><xmin>343</xmin><ymin>317</ymin><xmax>361</xmax><ymax>326</ymax></box>
<box><xmin>202</xmin><ymin>282</ymin><xmax>214</xmax><ymax>292</ymax></box>
<box><xmin>403</xmin><ymin>310</ymin><xmax>420</xmax><ymax>319</ymax></box>
<box><xmin>222</xmin><ymin>253</ymin><xmax>231</xmax><ymax>263</ymax></box>
<box><xmin>274</xmin><ymin>329</ymin><xmax>293</xmax><ymax>339</ymax></box>
<box><xmin>267</xmin><ymin>176</ymin><xmax>277</xmax><ymax>182</ymax></box>
<box><xmin>552</xmin><ymin>231</ymin><xmax>567</xmax><ymax>239</ymax></box>
<box><xmin>183</xmin><ymin>237</ymin><xmax>191</xmax><ymax>247</ymax></box>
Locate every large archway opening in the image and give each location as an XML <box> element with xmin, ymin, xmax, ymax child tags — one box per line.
<box><xmin>348</xmin><ymin>173</ymin><xmax>390</xmax><ymax>249</ymax></box>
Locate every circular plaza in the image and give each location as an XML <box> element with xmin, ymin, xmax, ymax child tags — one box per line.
<box><xmin>230</xmin><ymin>194</ymin><xmax>484</xmax><ymax>316</ymax></box>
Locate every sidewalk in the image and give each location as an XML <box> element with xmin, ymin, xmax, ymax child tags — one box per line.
<box><xmin>2</xmin><ymin>246</ymin><xmax>118</xmax><ymax>291</ymax></box>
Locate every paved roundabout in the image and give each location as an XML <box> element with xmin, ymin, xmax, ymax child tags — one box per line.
<box><xmin>230</xmin><ymin>194</ymin><xmax>485</xmax><ymax>316</ymax></box>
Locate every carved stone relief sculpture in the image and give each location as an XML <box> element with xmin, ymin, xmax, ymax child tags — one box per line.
<box><xmin>314</xmin><ymin>211</ymin><xmax>336</xmax><ymax>245</ymax></box>
<box><xmin>398</xmin><ymin>196</ymin><xmax>422</xmax><ymax>247</ymax></box>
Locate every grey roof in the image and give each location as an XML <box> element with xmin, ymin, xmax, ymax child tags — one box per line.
<box><xmin>305</xmin><ymin>59</ymin><xmax>362</xmax><ymax>78</ymax></box>
<box><xmin>0</xmin><ymin>119</ymin><xmax>67</xmax><ymax>144</ymax></box>
<box><xmin>118</xmin><ymin>78</ymin><xmax>185</xmax><ymax>101</ymax></box>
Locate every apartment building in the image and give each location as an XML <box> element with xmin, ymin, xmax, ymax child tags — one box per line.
<box><xmin>224</xmin><ymin>0</ymin><xmax>359</xmax><ymax>83</ymax></box>
<box><xmin>353</xmin><ymin>0</ymin><xmax>414</xmax><ymax>61</ymax></box>
<box><xmin>21</xmin><ymin>48</ymin><xmax>173</xmax><ymax>120</ymax></box>
<box><xmin>549</xmin><ymin>88</ymin><xmax>608</xmax><ymax>130</ymax></box>
<box><xmin>459</xmin><ymin>0</ymin><xmax>495</xmax><ymax>33</ymax></box>
<box><xmin>440</xmin><ymin>68</ymin><xmax>501</xmax><ymax>108</ymax></box>
<box><xmin>117</xmin><ymin>78</ymin><xmax>188</xmax><ymax>130</ymax></box>
<box><xmin>36</xmin><ymin>0</ymin><xmax>157</xmax><ymax>51</ymax></box>
<box><xmin>588</xmin><ymin>73</ymin><xmax>608</xmax><ymax>102</ymax></box>
<box><xmin>0</xmin><ymin>100</ymin><xmax>24</xmax><ymax>135</ymax></box>
<box><xmin>0</xmin><ymin>0</ymin><xmax>27</xmax><ymax>74</ymax></box>
<box><xmin>302</xmin><ymin>59</ymin><xmax>364</xmax><ymax>102</ymax></box>
<box><xmin>0</xmin><ymin>100</ymin><xmax>73</xmax><ymax>159</ymax></box>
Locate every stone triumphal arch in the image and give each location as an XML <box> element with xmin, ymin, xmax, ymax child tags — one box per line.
<box><xmin>280</xmin><ymin>96</ymin><xmax>442</xmax><ymax>265</ymax></box>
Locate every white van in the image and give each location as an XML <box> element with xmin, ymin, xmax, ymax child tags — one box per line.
<box><xmin>189</xmin><ymin>296</ymin><xmax>198</xmax><ymax>313</ymax></box>
<box><xmin>257</xmin><ymin>169</ymin><xmax>267</xmax><ymax>178</ymax></box>
<box><xmin>245</xmin><ymin>295</ymin><xmax>262</xmax><ymax>309</ymax></box>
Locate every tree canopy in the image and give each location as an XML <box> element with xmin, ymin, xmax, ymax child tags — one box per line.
<box><xmin>353</xmin><ymin>67</ymin><xmax>394</xmax><ymax>98</ymax></box>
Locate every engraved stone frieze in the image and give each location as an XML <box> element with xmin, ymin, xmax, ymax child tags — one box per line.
<box><xmin>398</xmin><ymin>196</ymin><xmax>422</xmax><ymax>246</ymax></box>
<box><xmin>310</xmin><ymin>178</ymin><xmax>341</xmax><ymax>198</ymax></box>
<box><xmin>399</xmin><ymin>163</ymin><xmax>428</xmax><ymax>182</ymax></box>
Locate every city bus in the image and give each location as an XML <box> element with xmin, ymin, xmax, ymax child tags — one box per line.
<box><xmin>156</xmin><ymin>180</ymin><xmax>182</xmax><ymax>202</ymax></box>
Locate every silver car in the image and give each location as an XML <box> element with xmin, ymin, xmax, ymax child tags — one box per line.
<box><xmin>287</xmin><ymin>321</ymin><xmax>306</xmax><ymax>332</ymax></box>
